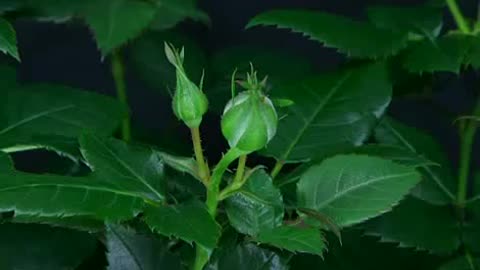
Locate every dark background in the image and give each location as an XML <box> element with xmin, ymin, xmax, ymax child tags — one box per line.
<box><xmin>5</xmin><ymin>0</ymin><xmax>480</xmax><ymax>183</ymax></box>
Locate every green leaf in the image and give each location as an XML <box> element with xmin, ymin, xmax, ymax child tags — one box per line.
<box><xmin>364</xmin><ymin>197</ymin><xmax>460</xmax><ymax>253</ymax></box>
<box><xmin>0</xmin><ymin>71</ymin><xmax>126</xmax><ymax>159</ymax></box>
<box><xmin>149</xmin><ymin>0</ymin><xmax>209</xmax><ymax>30</ymax></box>
<box><xmin>80</xmin><ymin>133</ymin><xmax>166</xmax><ymax>202</ymax></box>
<box><xmin>157</xmin><ymin>151</ymin><xmax>200</xmax><ymax>181</ymax></box>
<box><xmin>297</xmin><ymin>154</ymin><xmax>421</xmax><ymax>227</ymax></box>
<box><xmin>366</xmin><ymin>6</ymin><xmax>443</xmax><ymax>38</ymax></box>
<box><xmin>438</xmin><ymin>257</ymin><xmax>480</xmax><ymax>270</ymax></box>
<box><xmin>352</xmin><ymin>144</ymin><xmax>436</xmax><ymax>167</ymax></box>
<box><xmin>106</xmin><ymin>224</ymin><xmax>183</xmax><ymax>270</ymax></box>
<box><xmin>375</xmin><ymin>118</ymin><xmax>456</xmax><ymax>205</ymax></box>
<box><xmin>403</xmin><ymin>34</ymin><xmax>471</xmax><ymax>73</ymax></box>
<box><xmin>256</xmin><ymin>226</ymin><xmax>325</xmax><ymax>255</ymax></box>
<box><xmin>225</xmin><ymin>169</ymin><xmax>284</xmax><ymax>236</ymax></box>
<box><xmin>144</xmin><ymin>201</ymin><xmax>221</xmax><ymax>249</ymax></box>
<box><xmin>207</xmin><ymin>243</ymin><xmax>288</xmax><ymax>270</ymax></box>
<box><xmin>0</xmin><ymin>151</ymin><xmax>13</xmax><ymax>172</ymax></box>
<box><xmin>0</xmin><ymin>17</ymin><xmax>19</xmax><ymax>61</ymax></box>
<box><xmin>247</xmin><ymin>10</ymin><xmax>408</xmax><ymax>58</ymax></box>
<box><xmin>84</xmin><ymin>0</ymin><xmax>157</xmax><ymax>55</ymax></box>
<box><xmin>0</xmin><ymin>223</ymin><xmax>97</xmax><ymax>270</ymax></box>
<box><xmin>262</xmin><ymin>62</ymin><xmax>392</xmax><ymax>163</ymax></box>
<box><xmin>11</xmin><ymin>214</ymin><xmax>104</xmax><ymax>233</ymax></box>
<box><xmin>465</xmin><ymin>35</ymin><xmax>480</xmax><ymax>69</ymax></box>
<box><xmin>130</xmin><ymin>30</ymin><xmax>206</xmax><ymax>96</ymax></box>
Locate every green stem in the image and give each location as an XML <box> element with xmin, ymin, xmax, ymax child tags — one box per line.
<box><xmin>192</xmin><ymin>245</ymin><xmax>210</xmax><ymax>270</ymax></box>
<box><xmin>446</xmin><ymin>0</ymin><xmax>471</xmax><ymax>34</ymax></box>
<box><xmin>191</xmin><ymin>127</ymin><xmax>209</xmax><ymax>184</ymax></box>
<box><xmin>218</xmin><ymin>155</ymin><xmax>247</xmax><ymax>200</ymax></box>
<box><xmin>206</xmin><ymin>148</ymin><xmax>243</xmax><ymax>216</ymax></box>
<box><xmin>111</xmin><ymin>50</ymin><xmax>131</xmax><ymax>142</ymax></box>
<box><xmin>270</xmin><ymin>160</ymin><xmax>284</xmax><ymax>179</ymax></box>
<box><xmin>233</xmin><ymin>155</ymin><xmax>247</xmax><ymax>184</ymax></box>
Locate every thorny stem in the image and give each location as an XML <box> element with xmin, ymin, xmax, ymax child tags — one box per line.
<box><xmin>111</xmin><ymin>50</ymin><xmax>131</xmax><ymax>142</ymax></box>
<box><xmin>191</xmin><ymin>127</ymin><xmax>209</xmax><ymax>184</ymax></box>
<box><xmin>446</xmin><ymin>0</ymin><xmax>471</xmax><ymax>34</ymax></box>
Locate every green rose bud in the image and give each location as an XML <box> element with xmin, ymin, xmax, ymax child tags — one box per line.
<box><xmin>165</xmin><ymin>42</ymin><xmax>208</xmax><ymax>128</ymax></box>
<box><xmin>221</xmin><ymin>69</ymin><xmax>278</xmax><ymax>153</ymax></box>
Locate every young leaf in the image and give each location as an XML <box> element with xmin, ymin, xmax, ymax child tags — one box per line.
<box><xmin>0</xmin><ymin>17</ymin><xmax>19</xmax><ymax>61</ymax></box>
<box><xmin>206</xmin><ymin>243</ymin><xmax>288</xmax><ymax>270</ymax></box>
<box><xmin>297</xmin><ymin>154</ymin><xmax>421</xmax><ymax>227</ymax></box>
<box><xmin>225</xmin><ymin>169</ymin><xmax>284</xmax><ymax>236</ymax></box>
<box><xmin>364</xmin><ymin>197</ymin><xmax>460</xmax><ymax>253</ymax></box>
<box><xmin>247</xmin><ymin>10</ymin><xmax>408</xmax><ymax>58</ymax></box>
<box><xmin>366</xmin><ymin>6</ymin><xmax>443</xmax><ymax>38</ymax></box>
<box><xmin>256</xmin><ymin>226</ymin><xmax>325</xmax><ymax>255</ymax></box>
<box><xmin>106</xmin><ymin>224</ymin><xmax>183</xmax><ymax>270</ymax></box>
<box><xmin>0</xmin><ymin>223</ymin><xmax>97</xmax><ymax>269</ymax></box>
<box><xmin>262</xmin><ymin>62</ymin><xmax>392</xmax><ymax>163</ymax></box>
<box><xmin>403</xmin><ymin>34</ymin><xmax>471</xmax><ymax>73</ymax></box>
<box><xmin>375</xmin><ymin>118</ymin><xmax>456</xmax><ymax>205</ymax></box>
<box><xmin>438</xmin><ymin>256</ymin><xmax>480</xmax><ymax>270</ymax></box>
<box><xmin>80</xmin><ymin>133</ymin><xmax>166</xmax><ymax>202</ymax></box>
<box><xmin>84</xmin><ymin>0</ymin><xmax>157</xmax><ymax>55</ymax></box>
<box><xmin>144</xmin><ymin>201</ymin><xmax>221</xmax><ymax>249</ymax></box>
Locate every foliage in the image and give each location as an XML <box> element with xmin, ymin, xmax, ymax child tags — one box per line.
<box><xmin>1</xmin><ymin>0</ymin><xmax>480</xmax><ymax>269</ymax></box>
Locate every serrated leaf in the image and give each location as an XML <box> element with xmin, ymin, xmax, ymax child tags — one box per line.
<box><xmin>375</xmin><ymin>117</ymin><xmax>456</xmax><ymax>205</ymax></box>
<box><xmin>11</xmin><ymin>214</ymin><xmax>104</xmax><ymax>233</ymax></box>
<box><xmin>0</xmin><ymin>17</ymin><xmax>19</xmax><ymax>61</ymax></box>
<box><xmin>0</xmin><ymin>68</ymin><xmax>126</xmax><ymax>159</ymax></box>
<box><xmin>157</xmin><ymin>151</ymin><xmax>200</xmax><ymax>181</ymax></box>
<box><xmin>0</xmin><ymin>223</ymin><xmax>97</xmax><ymax>270</ymax></box>
<box><xmin>352</xmin><ymin>144</ymin><xmax>436</xmax><ymax>167</ymax></box>
<box><xmin>297</xmin><ymin>154</ymin><xmax>421</xmax><ymax>227</ymax></box>
<box><xmin>149</xmin><ymin>0</ymin><xmax>209</xmax><ymax>30</ymax></box>
<box><xmin>247</xmin><ymin>10</ymin><xmax>408</xmax><ymax>58</ymax></box>
<box><xmin>262</xmin><ymin>62</ymin><xmax>391</xmax><ymax>163</ymax></box>
<box><xmin>438</xmin><ymin>256</ymin><xmax>480</xmax><ymax>270</ymax></box>
<box><xmin>256</xmin><ymin>226</ymin><xmax>325</xmax><ymax>255</ymax></box>
<box><xmin>145</xmin><ymin>201</ymin><xmax>220</xmax><ymax>249</ymax></box>
<box><xmin>403</xmin><ymin>34</ymin><xmax>471</xmax><ymax>73</ymax></box>
<box><xmin>364</xmin><ymin>197</ymin><xmax>460</xmax><ymax>253</ymax></box>
<box><xmin>367</xmin><ymin>6</ymin><xmax>443</xmax><ymax>38</ymax></box>
<box><xmin>106</xmin><ymin>224</ymin><xmax>183</xmax><ymax>270</ymax></box>
<box><xmin>80</xmin><ymin>133</ymin><xmax>166</xmax><ymax>202</ymax></box>
<box><xmin>206</xmin><ymin>243</ymin><xmax>288</xmax><ymax>270</ymax></box>
<box><xmin>225</xmin><ymin>169</ymin><xmax>284</xmax><ymax>236</ymax></box>
<box><xmin>84</xmin><ymin>0</ymin><xmax>157</xmax><ymax>55</ymax></box>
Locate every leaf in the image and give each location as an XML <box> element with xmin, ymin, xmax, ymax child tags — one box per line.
<box><xmin>247</xmin><ymin>10</ymin><xmax>408</xmax><ymax>58</ymax></box>
<box><xmin>0</xmin><ymin>17</ymin><xmax>19</xmax><ymax>61</ymax></box>
<box><xmin>403</xmin><ymin>34</ymin><xmax>471</xmax><ymax>73</ymax></box>
<box><xmin>225</xmin><ymin>169</ymin><xmax>284</xmax><ymax>236</ymax></box>
<box><xmin>375</xmin><ymin>117</ymin><xmax>456</xmax><ymax>205</ymax></box>
<box><xmin>0</xmin><ymin>223</ymin><xmax>97</xmax><ymax>270</ymax></box>
<box><xmin>144</xmin><ymin>201</ymin><xmax>221</xmax><ymax>249</ymax></box>
<box><xmin>149</xmin><ymin>0</ymin><xmax>209</xmax><ymax>30</ymax></box>
<box><xmin>438</xmin><ymin>257</ymin><xmax>480</xmax><ymax>270</ymax></box>
<box><xmin>297</xmin><ymin>154</ymin><xmax>421</xmax><ymax>227</ymax></box>
<box><xmin>262</xmin><ymin>62</ymin><xmax>391</xmax><ymax>163</ymax></box>
<box><xmin>0</xmin><ymin>151</ymin><xmax>13</xmax><ymax>172</ymax></box>
<box><xmin>11</xmin><ymin>214</ymin><xmax>104</xmax><ymax>233</ymax></box>
<box><xmin>256</xmin><ymin>226</ymin><xmax>325</xmax><ymax>255</ymax></box>
<box><xmin>364</xmin><ymin>197</ymin><xmax>460</xmax><ymax>253</ymax></box>
<box><xmin>207</xmin><ymin>243</ymin><xmax>288</xmax><ymax>270</ymax></box>
<box><xmin>352</xmin><ymin>144</ymin><xmax>436</xmax><ymax>167</ymax></box>
<box><xmin>366</xmin><ymin>6</ymin><xmax>443</xmax><ymax>38</ymax></box>
<box><xmin>157</xmin><ymin>151</ymin><xmax>200</xmax><ymax>181</ymax></box>
<box><xmin>465</xmin><ymin>35</ymin><xmax>480</xmax><ymax>69</ymax></box>
<box><xmin>106</xmin><ymin>224</ymin><xmax>183</xmax><ymax>270</ymax></box>
<box><xmin>84</xmin><ymin>0</ymin><xmax>157</xmax><ymax>55</ymax></box>
<box><xmin>80</xmin><ymin>133</ymin><xmax>166</xmax><ymax>202</ymax></box>
<box><xmin>0</xmin><ymin>70</ymin><xmax>126</xmax><ymax>159</ymax></box>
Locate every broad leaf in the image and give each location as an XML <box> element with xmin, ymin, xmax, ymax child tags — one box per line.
<box><xmin>11</xmin><ymin>214</ymin><xmax>104</xmax><ymax>232</ymax></box>
<box><xmin>364</xmin><ymin>197</ymin><xmax>460</xmax><ymax>253</ymax></box>
<box><xmin>80</xmin><ymin>133</ymin><xmax>166</xmax><ymax>202</ymax></box>
<box><xmin>84</xmin><ymin>0</ymin><xmax>157</xmax><ymax>55</ymax></box>
<box><xmin>262</xmin><ymin>62</ymin><xmax>391</xmax><ymax>163</ymax></box>
<box><xmin>106</xmin><ymin>225</ymin><xmax>183</xmax><ymax>270</ymax></box>
<box><xmin>375</xmin><ymin>118</ymin><xmax>456</xmax><ymax>205</ymax></box>
<box><xmin>145</xmin><ymin>201</ymin><xmax>221</xmax><ymax>249</ymax></box>
<box><xmin>247</xmin><ymin>10</ymin><xmax>408</xmax><ymax>58</ymax></box>
<box><xmin>207</xmin><ymin>243</ymin><xmax>288</xmax><ymax>270</ymax></box>
<box><xmin>438</xmin><ymin>257</ymin><xmax>480</xmax><ymax>270</ymax></box>
<box><xmin>367</xmin><ymin>6</ymin><xmax>442</xmax><ymax>38</ymax></box>
<box><xmin>297</xmin><ymin>154</ymin><xmax>421</xmax><ymax>227</ymax></box>
<box><xmin>256</xmin><ymin>226</ymin><xmax>325</xmax><ymax>255</ymax></box>
<box><xmin>0</xmin><ymin>17</ymin><xmax>19</xmax><ymax>61</ymax></box>
<box><xmin>0</xmin><ymin>223</ymin><xmax>97</xmax><ymax>269</ymax></box>
<box><xmin>225</xmin><ymin>170</ymin><xmax>284</xmax><ymax>236</ymax></box>
<box><xmin>352</xmin><ymin>144</ymin><xmax>435</xmax><ymax>167</ymax></box>
<box><xmin>403</xmin><ymin>34</ymin><xmax>470</xmax><ymax>73</ymax></box>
